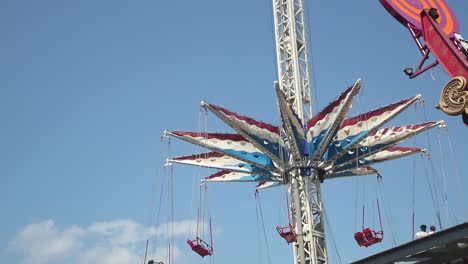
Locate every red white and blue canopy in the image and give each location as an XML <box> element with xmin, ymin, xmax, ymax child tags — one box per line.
<box><xmin>166</xmin><ymin>79</ymin><xmax>443</xmax><ymax>189</ymax></box>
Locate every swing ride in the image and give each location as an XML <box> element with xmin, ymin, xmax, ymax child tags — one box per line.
<box><xmin>277</xmin><ymin>225</ymin><xmax>297</xmax><ymax>244</ymax></box>
<box><xmin>276</xmin><ymin>194</ymin><xmax>297</xmax><ymax>244</ymax></box>
<box><xmin>380</xmin><ymin>0</ymin><xmax>468</xmax><ymax>125</ymax></box>
<box><xmin>146</xmin><ymin>0</ymin><xmax>467</xmax><ymax>263</ymax></box>
<box><xmin>185</xmin><ymin>182</ymin><xmax>214</xmax><ymax>257</ymax></box>
<box><xmin>354</xmin><ymin>199</ymin><xmax>384</xmax><ymax>248</ymax></box>
<box><xmin>164</xmin><ymin>86</ymin><xmax>444</xmax><ymax>263</ymax></box>
<box><xmin>186</xmin><ymin>237</ymin><xmax>213</xmax><ymax>257</ymax></box>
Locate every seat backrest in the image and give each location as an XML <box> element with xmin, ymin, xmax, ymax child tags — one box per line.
<box><xmin>354</xmin><ymin>232</ymin><xmax>366</xmax><ymax>244</ymax></box>
<box><xmin>277</xmin><ymin>225</ymin><xmax>293</xmax><ymax>234</ymax></box>
<box><xmin>363</xmin><ymin>228</ymin><xmax>375</xmax><ymax>240</ymax></box>
<box><xmin>187</xmin><ymin>239</ymin><xmax>197</xmax><ymax>247</ymax></box>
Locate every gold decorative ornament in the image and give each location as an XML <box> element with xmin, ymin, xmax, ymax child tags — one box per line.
<box><xmin>436</xmin><ymin>76</ymin><xmax>468</xmax><ymax>116</ymax></box>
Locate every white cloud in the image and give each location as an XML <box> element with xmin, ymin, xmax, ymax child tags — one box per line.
<box><xmin>77</xmin><ymin>246</ymin><xmax>139</xmax><ymax>264</ymax></box>
<box><xmin>152</xmin><ymin>244</ymin><xmax>183</xmax><ymax>263</ymax></box>
<box><xmin>88</xmin><ymin>219</ymin><xmax>143</xmax><ymax>245</ymax></box>
<box><xmin>10</xmin><ymin>220</ymin><xmax>84</xmax><ymax>264</ymax></box>
<box><xmin>9</xmin><ymin>219</ymin><xmax>199</xmax><ymax>264</ymax></box>
<box><xmin>153</xmin><ymin>219</ymin><xmax>198</xmax><ymax>237</ymax></box>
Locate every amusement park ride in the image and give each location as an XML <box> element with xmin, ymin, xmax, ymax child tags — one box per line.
<box><xmin>380</xmin><ymin>0</ymin><xmax>468</xmax><ymax>125</ymax></box>
<box><xmin>147</xmin><ymin>1</ymin><xmax>466</xmax><ymax>264</ymax></box>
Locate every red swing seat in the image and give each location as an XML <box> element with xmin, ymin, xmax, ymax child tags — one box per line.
<box><xmin>187</xmin><ymin>237</ymin><xmax>213</xmax><ymax>257</ymax></box>
<box><xmin>276</xmin><ymin>225</ymin><xmax>297</xmax><ymax>244</ymax></box>
<box><xmin>354</xmin><ymin>228</ymin><xmax>383</xmax><ymax>247</ymax></box>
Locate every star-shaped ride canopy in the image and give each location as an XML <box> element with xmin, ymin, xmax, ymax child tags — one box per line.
<box><xmin>165</xmin><ymin>79</ymin><xmax>443</xmax><ymax>189</ymax></box>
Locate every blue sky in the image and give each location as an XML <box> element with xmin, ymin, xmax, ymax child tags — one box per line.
<box><xmin>2</xmin><ymin>0</ymin><xmax>467</xmax><ymax>263</ymax></box>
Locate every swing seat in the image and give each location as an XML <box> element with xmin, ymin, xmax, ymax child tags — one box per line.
<box><xmin>276</xmin><ymin>225</ymin><xmax>297</xmax><ymax>244</ymax></box>
<box><xmin>354</xmin><ymin>228</ymin><xmax>383</xmax><ymax>247</ymax></box>
<box><xmin>187</xmin><ymin>237</ymin><xmax>213</xmax><ymax>257</ymax></box>
<box><xmin>354</xmin><ymin>232</ymin><xmax>367</xmax><ymax>245</ymax></box>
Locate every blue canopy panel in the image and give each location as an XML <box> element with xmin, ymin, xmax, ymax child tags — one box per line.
<box><xmin>170</xmin><ymin>152</ymin><xmax>274</xmax><ymax>176</ymax></box>
<box><xmin>336</xmin><ymin>146</ymin><xmax>425</xmax><ymax>171</ymax></box>
<box><xmin>331</xmin><ymin>121</ymin><xmax>443</xmax><ymax>169</ymax></box>
<box><xmin>306</xmin><ymin>79</ymin><xmax>361</xmax><ymax>161</ymax></box>
<box><xmin>323</xmin><ymin>95</ymin><xmax>421</xmax><ymax>166</ymax></box>
<box><xmin>203</xmin><ymin>170</ymin><xmax>280</xmax><ymax>182</ymax></box>
<box><xmin>202</xmin><ymin>102</ymin><xmax>287</xmax><ymax>165</ymax></box>
<box><xmin>245</xmin><ymin>133</ymin><xmax>288</xmax><ymax>163</ymax></box>
<box><xmin>165</xmin><ymin>131</ymin><xmax>279</xmax><ymax>173</ymax></box>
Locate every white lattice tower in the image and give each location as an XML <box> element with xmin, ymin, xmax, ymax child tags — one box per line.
<box><xmin>272</xmin><ymin>0</ymin><xmax>327</xmax><ymax>263</ymax></box>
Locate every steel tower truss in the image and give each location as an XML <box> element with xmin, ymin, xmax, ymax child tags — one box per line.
<box><xmin>272</xmin><ymin>0</ymin><xmax>325</xmax><ymax>263</ymax></box>
<box><xmin>272</xmin><ymin>0</ymin><xmax>312</xmax><ymax>120</ymax></box>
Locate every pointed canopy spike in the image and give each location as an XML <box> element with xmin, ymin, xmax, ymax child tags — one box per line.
<box><xmin>307</xmin><ymin>79</ymin><xmax>362</xmax><ymax>161</ymax></box>
<box><xmin>275</xmin><ymin>83</ymin><xmax>306</xmax><ymax>161</ymax></box>
<box><xmin>324</xmin><ymin>94</ymin><xmax>422</xmax><ymax>165</ymax></box>
<box><xmin>331</xmin><ymin>120</ymin><xmax>443</xmax><ymax>169</ymax></box>
<box><xmin>203</xmin><ymin>170</ymin><xmax>280</xmax><ymax>182</ymax></box>
<box><xmin>255</xmin><ymin>181</ymin><xmax>282</xmax><ymax>190</ymax></box>
<box><xmin>170</xmin><ymin>152</ymin><xmax>274</xmax><ymax>176</ymax></box>
<box><xmin>326</xmin><ymin>166</ymin><xmax>379</xmax><ymax>180</ymax></box>
<box><xmin>337</xmin><ymin>146</ymin><xmax>425</xmax><ymax>171</ymax></box>
<box><xmin>201</xmin><ymin>102</ymin><xmax>286</xmax><ymax>165</ymax></box>
<box><xmin>166</xmin><ymin>131</ymin><xmax>278</xmax><ymax>172</ymax></box>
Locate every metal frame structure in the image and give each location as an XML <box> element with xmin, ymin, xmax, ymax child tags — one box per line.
<box><xmin>272</xmin><ymin>0</ymin><xmax>312</xmax><ymax>120</ymax></box>
<box><xmin>272</xmin><ymin>0</ymin><xmax>326</xmax><ymax>263</ymax></box>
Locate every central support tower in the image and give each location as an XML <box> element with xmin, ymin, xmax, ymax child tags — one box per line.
<box><xmin>271</xmin><ymin>0</ymin><xmax>327</xmax><ymax>263</ymax></box>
